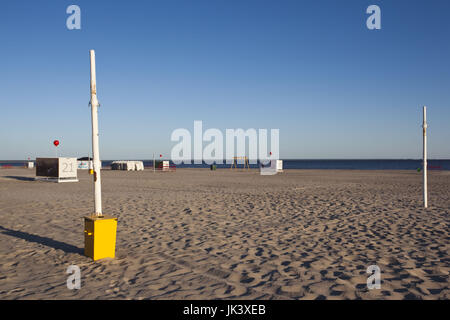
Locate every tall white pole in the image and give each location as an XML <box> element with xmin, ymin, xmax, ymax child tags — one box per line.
<box><xmin>90</xmin><ymin>50</ymin><xmax>103</xmax><ymax>216</ymax></box>
<box><xmin>422</xmin><ymin>106</ymin><xmax>428</xmax><ymax>208</ymax></box>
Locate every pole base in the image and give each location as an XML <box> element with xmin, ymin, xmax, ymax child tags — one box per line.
<box><xmin>84</xmin><ymin>215</ymin><xmax>117</xmax><ymax>261</ymax></box>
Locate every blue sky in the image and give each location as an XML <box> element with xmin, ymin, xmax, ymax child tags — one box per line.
<box><xmin>0</xmin><ymin>0</ymin><xmax>449</xmax><ymax>160</ymax></box>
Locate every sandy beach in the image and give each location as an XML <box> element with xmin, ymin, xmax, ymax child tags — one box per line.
<box><xmin>0</xmin><ymin>168</ymin><xmax>448</xmax><ymax>300</ymax></box>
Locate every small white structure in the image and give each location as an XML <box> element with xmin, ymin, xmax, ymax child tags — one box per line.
<box><xmin>276</xmin><ymin>160</ymin><xmax>283</xmax><ymax>172</ymax></box>
<box><xmin>162</xmin><ymin>161</ymin><xmax>170</xmax><ymax>171</ymax></box>
<box><xmin>27</xmin><ymin>162</ymin><xmax>34</xmax><ymax>169</ymax></box>
<box><xmin>111</xmin><ymin>161</ymin><xmax>144</xmax><ymax>171</ymax></box>
<box><xmin>260</xmin><ymin>159</ymin><xmax>283</xmax><ymax>175</ymax></box>
<box><xmin>35</xmin><ymin>157</ymin><xmax>78</xmax><ymax>182</ymax></box>
<box><xmin>77</xmin><ymin>160</ymin><xmax>93</xmax><ymax>170</ymax></box>
<box><xmin>136</xmin><ymin>161</ymin><xmax>144</xmax><ymax>171</ymax></box>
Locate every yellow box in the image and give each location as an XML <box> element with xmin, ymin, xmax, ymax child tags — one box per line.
<box><xmin>84</xmin><ymin>215</ymin><xmax>117</xmax><ymax>261</ymax></box>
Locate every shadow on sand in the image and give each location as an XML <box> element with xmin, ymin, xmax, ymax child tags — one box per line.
<box><xmin>2</xmin><ymin>176</ymin><xmax>35</xmax><ymax>182</ymax></box>
<box><xmin>0</xmin><ymin>225</ymin><xmax>83</xmax><ymax>255</ymax></box>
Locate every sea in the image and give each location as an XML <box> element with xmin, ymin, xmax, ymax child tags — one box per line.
<box><xmin>2</xmin><ymin>159</ymin><xmax>450</xmax><ymax>170</ymax></box>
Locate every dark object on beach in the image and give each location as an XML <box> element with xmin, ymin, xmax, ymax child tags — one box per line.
<box><xmin>36</xmin><ymin>158</ymin><xmax>59</xmax><ymax>177</ymax></box>
<box><xmin>154</xmin><ymin>160</ymin><xmax>163</xmax><ymax>169</ymax></box>
<box><xmin>210</xmin><ymin>165</ymin><xmax>217</xmax><ymax>171</ymax></box>
<box><xmin>417</xmin><ymin>168</ymin><xmax>421</xmax><ymax>172</ymax></box>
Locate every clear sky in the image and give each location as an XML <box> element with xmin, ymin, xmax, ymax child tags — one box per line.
<box><xmin>1</xmin><ymin>0</ymin><xmax>449</xmax><ymax>160</ymax></box>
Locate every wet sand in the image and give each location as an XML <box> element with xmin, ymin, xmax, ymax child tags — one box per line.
<box><xmin>0</xmin><ymin>168</ymin><xmax>448</xmax><ymax>299</ymax></box>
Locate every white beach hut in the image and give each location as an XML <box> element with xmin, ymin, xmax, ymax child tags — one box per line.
<box><xmin>111</xmin><ymin>160</ymin><xmax>144</xmax><ymax>171</ymax></box>
<box><xmin>259</xmin><ymin>159</ymin><xmax>283</xmax><ymax>175</ymax></box>
<box><xmin>35</xmin><ymin>157</ymin><xmax>78</xmax><ymax>182</ymax></box>
<box><xmin>276</xmin><ymin>160</ymin><xmax>283</xmax><ymax>172</ymax></box>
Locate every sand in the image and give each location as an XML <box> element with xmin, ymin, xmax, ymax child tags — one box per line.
<box><xmin>0</xmin><ymin>168</ymin><xmax>448</xmax><ymax>300</ymax></box>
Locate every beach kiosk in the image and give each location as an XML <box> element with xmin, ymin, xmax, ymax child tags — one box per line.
<box><xmin>111</xmin><ymin>160</ymin><xmax>144</xmax><ymax>171</ymax></box>
<box><xmin>162</xmin><ymin>160</ymin><xmax>170</xmax><ymax>171</ymax></box>
<box><xmin>77</xmin><ymin>158</ymin><xmax>94</xmax><ymax>170</ymax></box>
<box><xmin>276</xmin><ymin>160</ymin><xmax>283</xmax><ymax>172</ymax></box>
<box><xmin>35</xmin><ymin>157</ymin><xmax>78</xmax><ymax>182</ymax></box>
<box><xmin>259</xmin><ymin>159</ymin><xmax>283</xmax><ymax>175</ymax></box>
<box><xmin>84</xmin><ymin>50</ymin><xmax>117</xmax><ymax>261</ymax></box>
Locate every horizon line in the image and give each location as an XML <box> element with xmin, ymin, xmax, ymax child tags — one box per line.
<box><xmin>2</xmin><ymin>158</ymin><xmax>450</xmax><ymax>162</ymax></box>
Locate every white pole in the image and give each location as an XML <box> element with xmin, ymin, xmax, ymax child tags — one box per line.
<box><xmin>422</xmin><ymin>106</ymin><xmax>428</xmax><ymax>208</ymax></box>
<box><xmin>153</xmin><ymin>153</ymin><xmax>155</xmax><ymax>172</ymax></box>
<box><xmin>90</xmin><ymin>50</ymin><xmax>103</xmax><ymax>216</ymax></box>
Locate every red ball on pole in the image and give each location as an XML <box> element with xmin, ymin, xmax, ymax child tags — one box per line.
<box><xmin>53</xmin><ymin>140</ymin><xmax>60</xmax><ymax>147</ymax></box>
